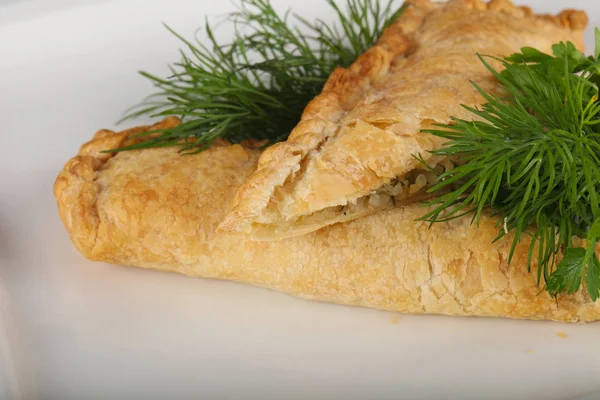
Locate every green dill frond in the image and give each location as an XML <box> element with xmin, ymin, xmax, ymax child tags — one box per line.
<box><xmin>420</xmin><ymin>29</ymin><xmax>600</xmax><ymax>300</ymax></box>
<box><xmin>111</xmin><ymin>0</ymin><xmax>406</xmax><ymax>154</ymax></box>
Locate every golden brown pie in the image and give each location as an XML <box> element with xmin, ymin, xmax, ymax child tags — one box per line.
<box><xmin>218</xmin><ymin>0</ymin><xmax>588</xmax><ymax>240</ymax></box>
<box><xmin>54</xmin><ymin>118</ymin><xmax>600</xmax><ymax>322</ymax></box>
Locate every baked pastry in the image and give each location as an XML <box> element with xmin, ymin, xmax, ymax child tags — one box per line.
<box><xmin>54</xmin><ymin>118</ymin><xmax>600</xmax><ymax>322</ymax></box>
<box><xmin>218</xmin><ymin>0</ymin><xmax>588</xmax><ymax>239</ymax></box>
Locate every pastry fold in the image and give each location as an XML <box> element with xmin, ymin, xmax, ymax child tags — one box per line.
<box><xmin>218</xmin><ymin>0</ymin><xmax>588</xmax><ymax>240</ymax></box>
<box><xmin>54</xmin><ymin>118</ymin><xmax>600</xmax><ymax>322</ymax></box>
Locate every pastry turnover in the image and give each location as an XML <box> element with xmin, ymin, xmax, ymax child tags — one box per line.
<box><xmin>54</xmin><ymin>118</ymin><xmax>600</xmax><ymax>322</ymax></box>
<box><xmin>218</xmin><ymin>0</ymin><xmax>588</xmax><ymax>240</ymax></box>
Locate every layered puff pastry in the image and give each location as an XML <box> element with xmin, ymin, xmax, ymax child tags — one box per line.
<box><xmin>218</xmin><ymin>0</ymin><xmax>588</xmax><ymax>240</ymax></box>
<box><xmin>54</xmin><ymin>118</ymin><xmax>600</xmax><ymax>322</ymax></box>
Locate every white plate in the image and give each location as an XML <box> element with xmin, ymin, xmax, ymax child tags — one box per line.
<box><xmin>1</xmin><ymin>0</ymin><xmax>600</xmax><ymax>399</ymax></box>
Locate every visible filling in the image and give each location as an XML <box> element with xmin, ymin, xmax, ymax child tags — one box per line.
<box><xmin>369</xmin><ymin>156</ymin><xmax>456</xmax><ymax>208</ymax></box>
<box><xmin>373</xmin><ymin>169</ymin><xmax>439</xmax><ymax>207</ymax></box>
<box><xmin>253</xmin><ymin>158</ymin><xmax>454</xmax><ymax>238</ymax></box>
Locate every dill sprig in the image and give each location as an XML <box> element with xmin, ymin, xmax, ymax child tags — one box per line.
<box><xmin>112</xmin><ymin>0</ymin><xmax>405</xmax><ymax>153</ymax></box>
<box><xmin>420</xmin><ymin>30</ymin><xmax>600</xmax><ymax>301</ymax></box>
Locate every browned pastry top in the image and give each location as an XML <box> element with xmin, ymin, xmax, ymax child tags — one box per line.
<box><xmin>218</xmin><ymin>0</ymin><xmax>587</xmax><ymax>240</ymax></box>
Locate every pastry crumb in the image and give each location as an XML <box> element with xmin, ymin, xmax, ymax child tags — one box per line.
<box><xmin>556</xmin><ymin>332</ymin><xmax>568</xmax><ymax>339</ymax></box>
<box><xmin>389</xmin><ymin>315</ymin><xmax>401</xmax><ymax>324</ymax></box>
<box><xmin>524</xmin><ymin>349</ymin><xmax>532</xmax><ymax>354</ymax></box>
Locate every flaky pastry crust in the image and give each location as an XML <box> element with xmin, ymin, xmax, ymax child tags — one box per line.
<box><xmin>219</xmin><ymin>0</ymin><xmax>588</xmax><ymax>240</ymax></box>
<box><xmin>54</xmin><ymin>118</ymin><xmax>600</xmax><ymax>322</ymax></box>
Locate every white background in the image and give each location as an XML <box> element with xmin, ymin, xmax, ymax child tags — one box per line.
<box><xmin>1</xmin><ymin>0</ymin><xmax>600</xmax><ymax>399</ymax></box>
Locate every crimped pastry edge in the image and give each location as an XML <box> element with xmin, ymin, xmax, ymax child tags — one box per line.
<box><xmin>54</xmin><ymin>117</ymin><xmax>184</xmax><ymax>256</ymax></box>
